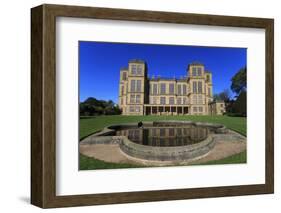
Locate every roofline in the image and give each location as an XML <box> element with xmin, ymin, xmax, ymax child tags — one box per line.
<box><xmin>129</xmin><ymin>59</ymin><xmax>146</xmax><ymax>64</ymax></box>
<box><xmin>149</xmin><ymin>78</ymin><xmax>189</xmax><ymax>82</ymax></box>
<box><xmin>120</xmin><ymin>67</ymin><xmax>128</xmax><ymax>71</ymax></box>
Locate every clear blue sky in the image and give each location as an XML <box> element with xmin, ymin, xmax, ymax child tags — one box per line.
<box><xmin>79</xmin><ymin>41</ymin><xmax>246</xmax><ymax>103</ymax></box>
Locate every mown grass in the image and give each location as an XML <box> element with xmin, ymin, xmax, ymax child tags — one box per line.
<box><xmin>79</xmin><ymin>115</ymin><xmax>246</xmax><ymax>170</ymax></box>
<box><xmin>79</xmin><ymin>154</ymin><xmax>146</xmax><ymax>170</ymax></box>
<box><xmin>80</xmin><ymin>115</ymin><xmax>246</xmax><ymax>139</ymax></box>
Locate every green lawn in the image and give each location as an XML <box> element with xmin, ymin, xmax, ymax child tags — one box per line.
<box><xmin>79</xmin><ymin>154</ymin><xmax>146</xmax><ymax>170</ymax></box>
<box><xmin>79</xmin><ymin>115</ymin><xmax>246</xmax><ymax>170</ymax></box>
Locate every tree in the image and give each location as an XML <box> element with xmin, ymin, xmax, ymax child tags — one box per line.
<box><xmin>233</xmin><ymin>91</ymin><xmax>247</xmax><ymax>116</ymax></box>
<box><xmin>213</xmin><ymin>94</ymin><xmax>220</xmax><ymax>101</ymax></box>
<box><xmin>213</xmin><ymin>89</ymin><xmax>231</xmax><ymax>102</ymax></box>
<box><xmin>225</xmin><ymin>67</ymin><xmax>247</xmax><ymax>117</ymax></box>
<box><xmin>231</xmin><ymin>67</ymin><xmax>247</xmax><ymax>95</ymax></box>
<box><xmin>220</xmin><ymin>89</ymin><xmax>231</xmax><ymax>102</ymax></box>
<box><xmin>80</xmin><ymin>97</ymin><xmax>121</xmax><ymax>116</ymax></box>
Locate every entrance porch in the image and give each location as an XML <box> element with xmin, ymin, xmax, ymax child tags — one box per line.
<box><xmin>144</xmin><ymin>105</ymin><xmax>189</xmax><ymax>115</ymax></box>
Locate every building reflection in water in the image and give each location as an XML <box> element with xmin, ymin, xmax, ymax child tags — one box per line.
<box><xmin>116</xmin><ymin>125</ymin><xmax>209</xmax><ymax>147</ymax></box>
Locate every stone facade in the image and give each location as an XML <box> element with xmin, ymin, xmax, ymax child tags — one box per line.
<box><xmin>118</xmin><ymin>59</ymin><xmax>224</xmax><ymax>115</ymax></box>
<box><xmin>209</xmin><ymin>101</ymin><xmax>226</xmax><ymax>115</ymax></box>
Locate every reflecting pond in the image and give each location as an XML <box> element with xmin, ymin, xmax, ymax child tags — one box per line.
<box><xmin>115</xmin><ymin>125</ymin><xmax>210</xmax><ymax>147</ymax></box>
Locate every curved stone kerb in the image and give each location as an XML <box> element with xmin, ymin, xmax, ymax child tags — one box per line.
<box><xmin>120</xmin><ymin>135</ymin><xmax>215</xmax><ymax>161</ymax></box>
<box><xmin>80</xmin><ymin>120</ymin><xmax>229</xmax><ymax>161</ymax></box>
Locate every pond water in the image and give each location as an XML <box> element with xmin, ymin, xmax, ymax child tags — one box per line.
<box><xmin>115</xmin><ymin>125</ymin><xmax>211</xmax><ymax>147</ymax></box>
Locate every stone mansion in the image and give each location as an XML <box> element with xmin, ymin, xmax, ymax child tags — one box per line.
<box><xmin>118</xmin><ymin>59</ymin><xmax>225</xmax><ymax>115</ymax></box>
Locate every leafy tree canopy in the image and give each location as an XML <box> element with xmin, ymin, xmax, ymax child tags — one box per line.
<box><xmin>80</xmin><ymin>97</ymin><xmax>121</xmax><ymax>116</ymax></box>
<box><xmin>231</xmin><ymin>67</ymin><xmax>247</xmax><ymax>95</ymax></box>
<box><xmin>213</xmin><ymin>89</ymin><xmax>231</xmax><ymax>102</ymax></box>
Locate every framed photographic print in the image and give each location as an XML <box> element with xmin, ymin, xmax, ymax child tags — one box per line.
<box><xmin>31</xmin><ymin>4</ymin><xmax>274</xmax><ymax>208</ymax></box>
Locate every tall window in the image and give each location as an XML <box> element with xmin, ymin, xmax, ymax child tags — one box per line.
<box><xmin>169</xmin><ymin>83</ymin><xmax>174</xmax><ymax>94</ymax></box>
<box><xmin>122</xmin><ymin>72</ymin><xmax>127</xmax><ymax>80</ymax></box>
<box><xmin>208</xmin><ymin>88</ymin><xmax>211</xmax><ymax>96</ymax></box>
<box><xmin>160</xmin><ymin>83</ymin><xmax>166</xmax><ymax>94</ymax></box>
<box><xmin>169</xmin><ymin>97</ymin><xmax>175</xmax><ymax>105</ymax></box>
<box><xmin>191</xmin><ymin>67</ymin><xmax>203</xmax><ymax>76</ymax></box>
<box><xmin>177</xmin><ymin>84</ymin><xmax>182</xmax><ymax>95</ymax></box>
<box><xmin>130</xmin><ymin>80</ymin><xmax>141</xmax><ymax>92</ymax></box>
<box><xmin>192</xmin><ymin>67</ymin><xmax>197</xmax><ymax>76</ymax></box>
<box><xmin>136</xmin><ymin>94</ymin><xmax>141</xmax><ymax>103</ymax></box>
<box><xmin>177</xmin><ymin>128</ymin><xmax>182</xmax><ymax>136</ymax></box>
<box><xmin>160</xmin><ymin>97</ymin><xmax>166</xmax><ymax>105</ymax></box>
<box><xmin>129</xmin><ymin>106</ymin><xmax>134</xmax><ymax>112</ymax></box>
<box><xmin>197</xmin><ymin>67</ymin><xmax>202</xmax><ymax>76</ymax></box>
<box><xmin>177</xmin><ymin>97</ymin><xmax>182</xmax><ymax>105</ymax></box>
<box><xmin>193</xmin><ymin>107</ymin><xmax>198</xmax><ymax>113</ymax></box>
<box><xmin>136</xmin><ymin>80</ymin><xmax>141</xmax><ymax>92</ymax></box>
<box><xmin>198</xmin><ymin>107</ymin><xmax>203</xmax><ymax>112</ymax></box>
<box><xmin>130</xmin><ymin>80</ymin><xmax>135</xmax><ymax>92</ymax></box>
<box><xmin>183</xmin><ymin>97</ymin><xmax>187</xmax><ymax>105</ymax></box>
<box><xmin>169</xmin><ymin>129</ymin><xmax>175</xmax><ymax>136</ymax></box>
<box><xmin>182</xmin><ymin>84</ymin><xmax>187</xmax><ymax>95</ymax></box>
<box><xmin>136</xmin><ymin>65</ymin><xmax>142</xmax><ymax>75</ymax></box>
<box><xmin>130</xmin><ymin>94</ymin><xmax>135</xmax><ymax>103</ymax></box>
<box><xmin>135</xmin><ymin>106</ymin><xmax>140</xmax><ymax>112</ymax></box>
<box><xmin>153</xmin><ymin>84</ymin><xmax>158</xmax><ymax>95</ymax></box>
<box><xmin>120</xmin><ymin>98</ymin><xmax>123</xmax><ymax>105</ymax></box>
<box><xmin>130</xmin><ymin>94</ymin><xmax>141</xmax><ymax>104</ymax></box>
<box><xmin>121</xmin><ymin>85</ymin><xmax>124</xmax><ymax>95</ymax></box>
<box><xmin>160</xmin><ymin>129</ymin><xmax>165</xmax><ymax>136</ymax></box>
<box><xmin>198</xmin><ymin>82</ymin><xmax>202</xmax><ymax>93</ymax></box>
<box><xmin>131</xmin><ymin>65</ymin><xmax>137</xmax><ymax>74</ymax></box>
<box><xmin>193</xmin><ymin>82</ymin><xmax>197</xmax><ymax>93</ymax></box>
